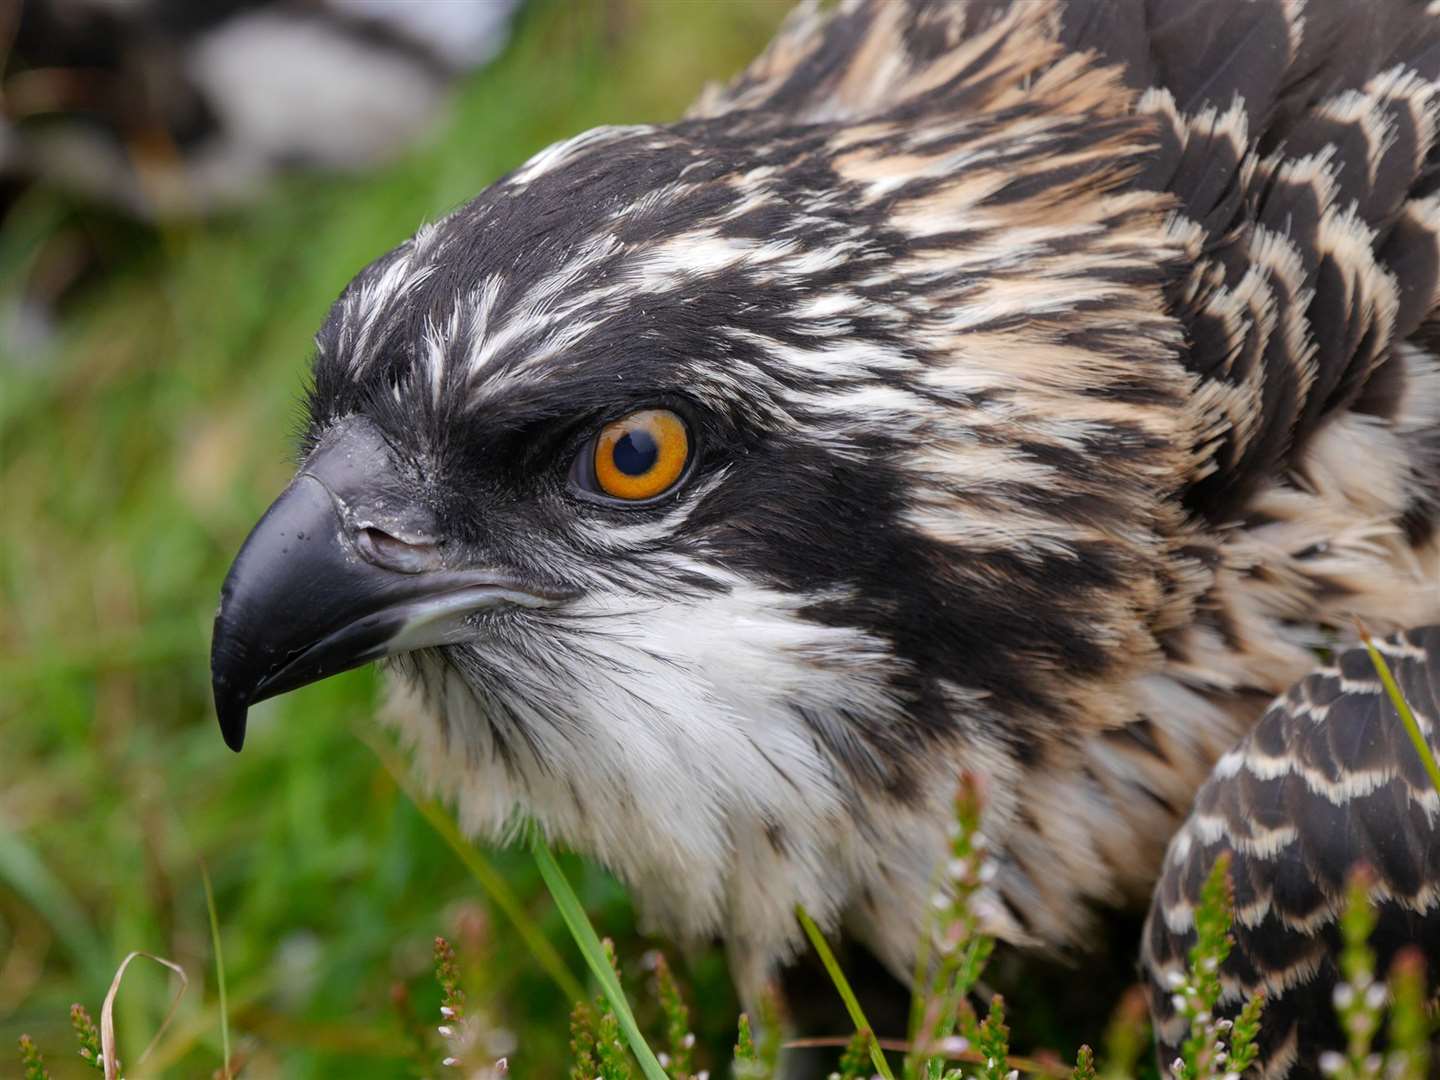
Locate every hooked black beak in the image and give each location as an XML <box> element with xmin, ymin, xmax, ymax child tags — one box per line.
<box><xmin>210</xmin><ymin>417</ymin><xmax>560</xmax><ymax>752</ymax></box>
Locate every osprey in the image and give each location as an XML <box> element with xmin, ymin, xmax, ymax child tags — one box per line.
<box><xmin>210</xmin><ymin>0</ymin><xmax>1440</xmax><ymax>1070</ymax></box>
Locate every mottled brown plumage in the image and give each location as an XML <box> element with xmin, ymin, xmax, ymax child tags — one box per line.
<box><xmin>686</xmin><ymin>0</ymin><xmax>1440</xmax><ymax>963</ymax></box>
<box><xmin>209</xmin><ymin>1</ymin><xmax>1440</xmax><ymax>1073</ymax></box>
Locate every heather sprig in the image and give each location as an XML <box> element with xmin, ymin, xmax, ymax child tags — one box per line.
<box><xmin>18</xmin><ymin>1035</ymin><xmax>49</xmax><ymax>1080</ymax></box>
<box><xmin>975</xmin><ymin>995</ymin><xmax>1016</xmax><ymax>1080</ymax></box>
<box><xmin>734</xmin><ymin>1012</ymin><xmax>761</xmax><ymax>1077</ymax></box>
<box><xmin>648</xmin><ymin>951</ymin><xmax>695</xmax><ymax>1078</ymax></box>
<box><xmin>906</xmin><ymin>774</ymin><xmax>996</xmax><ymax>1079</ymax></box>
<box><xmin>1225</xmin><ymin>993</ymin><xmax>1264</xmax><ymax>1076</ymax></box>
<box><xmin>734</xmin><ymin>989</ymin><xmax>784</xmax><ymax>1079</ymax></box>
<box><xmin>595</xmin><ymin>993</ymin><xmax>639</xmax><ymax>1080</ymax></box>
<box><xmin>571</xmin><ymin>1002</ymin><xmax>601</xmax><ymax>1080</ymax></box>
<box><xmin>430</xmin><ymin>933</ymin><xmax>513</xmax><ymax>1077</ymax></box>
<box><xmin>1317</xmin><ymin>868</ymin><xmax>1434</xmax><ymax>1080</ymax></box>
<box><xmin>71</xmin><ymin>1003</ymin><xmax>103</xmax><ymax>1071</ymax></box>
<box><xmin>1321</xmin><ymin>869</ymin><xmax>1385</xmax><ymax>1079</ymax></box>
<box><xmin>1177</xmin><ymin>854</ymin><xmax>1232</xmax><ymax>1062</ymax></box>
<box><xmin>832</xmin><ymin>1027</ymin><xmax>874</xmax><ymax>1080</ymax></box>
<box><xmin>435</xmin><ymin>936</ymin><xmax>468</xmax><ymax>1020</ymax></box>
<box><xmin>1383</xmin><ymin>948</ymin><xmax>1430</xmax><ymax>1080</ymax></box>
<box><xmin>1165</xmin><ymin>853</ymin><xmax>1264</xmax><ymax>1080</ymax></box>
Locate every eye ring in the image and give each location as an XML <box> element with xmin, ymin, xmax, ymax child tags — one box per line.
<box><xmin>570</xmin><ymin>408</ymin><xmax>695</xmax><ymax>506</ymax></box>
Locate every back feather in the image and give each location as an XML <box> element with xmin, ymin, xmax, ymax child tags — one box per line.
<box><xmin>1143</xmin><ymin>626</ymin><xmax>1440</xmax><ymax>1077</ymax></box>
<box><xmin>694</xmin><ymin>0</ymin><xmax>1440</xmax><ymax>526</ymax></box>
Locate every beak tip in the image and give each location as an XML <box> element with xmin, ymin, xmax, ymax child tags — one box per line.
<box><xmin>215</xmin><ymin>692</ymin><xmax>249</xmax><ymax>753</ymax></box>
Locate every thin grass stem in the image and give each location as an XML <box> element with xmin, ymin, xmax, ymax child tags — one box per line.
<box><xmin>1358</xmin><ymin>626</ymin><xmax>1440</xmax><ymax>799</ymax></box>
<box><xmin>529</xmin><ymin>830</ymin><xmax>668</xmax><ymax>1080</ymax></box>
<box><xmin>358</xmin><ymin>728</ymin><xmax>587</xmax><ymax>1002</ymax></box>
<box><xmin>795</xmin><ymin>904</ymin><xmax>897</xmax><ymax>1080</ymax></box>
<box><xmin>199</xmin><ymin>860</ymin><xmax>231</xmax><ymax>1079</ymax></box>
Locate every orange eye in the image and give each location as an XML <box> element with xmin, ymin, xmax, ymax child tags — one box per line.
<box><xmin>592</xmin><ymin>409</ymin><xmax>690</xmax><ymax>501</ymax></box>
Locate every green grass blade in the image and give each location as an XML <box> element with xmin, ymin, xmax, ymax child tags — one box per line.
<box><xmin>358</xmin><ymin>729</ymin><xmax>587</xmax><ymax>1002</ymax></box>
<box><xmin>795</xmin><ymin>904</ymin><xmax>896</xmax><ymax>1080</ymax></box>
<box><xmin>199</xmin><ymin>860</ymin><xmax>231</xmax><ymax>1079</ymax></box>
<box><xmin>529</xmin><ymin>830</ymin><xmax>668</xmax><ymax>1080</ymax></box>
<box><xmin>0</xmin><ymin>823</ymin><xmax>108</xmax><ymax>984</ymax></box>
<box><xmin>1359</xmin><ymin>629</ymin><xmax>1440</xmax><ymax>799</ymax></box>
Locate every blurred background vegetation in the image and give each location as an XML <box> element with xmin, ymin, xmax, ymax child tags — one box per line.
<box><xmin>0</xmin><ymin>3</ymin><xmax>789</xmax><ymax>1075</ymax></box>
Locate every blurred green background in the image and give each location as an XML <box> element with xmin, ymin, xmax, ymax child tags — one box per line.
<box><xmin>0</xmin><ymin>3</ymin><xmax>788</xmax><ymax>1075</ymax></box>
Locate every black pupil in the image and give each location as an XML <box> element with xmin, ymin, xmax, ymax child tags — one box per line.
<box><xmin>612</xmin><ymin>428</ymin><xmax>659</xmax><ymax>476</ymax></box>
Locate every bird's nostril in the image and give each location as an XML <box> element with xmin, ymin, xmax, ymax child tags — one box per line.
<box><xmin>355</xmin><ymin>526</ymin><xmax>444</xmax><ymax>574</ymax></box>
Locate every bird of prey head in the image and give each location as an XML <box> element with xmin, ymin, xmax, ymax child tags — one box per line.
<box><xmin>211</xmin><ymin>0</ymin><xmax>1440</xmax><ymax>1018</ymax></box>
